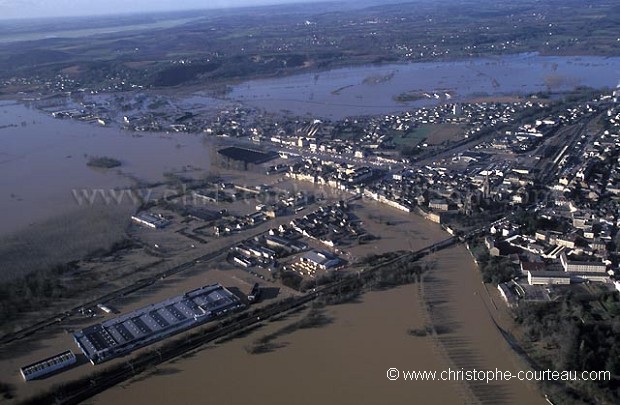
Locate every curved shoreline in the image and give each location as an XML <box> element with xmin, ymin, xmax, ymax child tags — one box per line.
<box><xmin>91</xmin><ymin>243</ymin><xmax>548</xmax><ymax>405</ymax></box>
<box><xmin>417</xmin><ymin>244</ymin><xmax>547</xmax><ymax>405</ymax></box>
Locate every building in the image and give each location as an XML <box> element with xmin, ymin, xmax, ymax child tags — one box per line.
<box><xmin>20</xmin><ymin>351</ymin><xmax>76</xmax><ymax>381</ymax></box>
<box><xmin>233</xmin><ymin>255</ymin><xmax>252</xmax><ymax>268</ymax></box>
<box><xmin>534</xmin><ymin>230</ymin><xmax>548</xmax><ymax>242</ymax></box>
<box><xmin>248</xmin><ymin>283</ymin><xmax>261</xmax><ymax>302</ymax></box>
<box><xmin>519</xmin><ymin>260</ymin><xmax>546</xmax><ymax>276</ymax></box>
<box><xmin>429</xmin><ymin>199</ymin><xmax>450</xmax><ymax>211</ymax></box>
<box><xmin>131</xmin><ymin>212</ymin><xmax>170</xmax><ymax>229</ymax></box>
<box><xmin>73</xmin><ymin>284</ymin><xmax>243</xmax><ymax>364</ymax></box>
<box><xmin>485</xmin><ymin>236</ymin><xmax>501</xmax><ymax>257</ymax></box>
<box><xmin>216</xmin><ymin>146</ymin><xmax>278</xmax><ymax>171</ymax></box>
<box><xmin>497</xmin><ymin>283</ymin><xmax>517</xmax><ymax>307</ymax></box>
<box><xmin>527</xmin><ymin>271</ymin><xmax>571</xmax><ymax>286</ymax></box>
<box><xmin>555</xmin><ymin>234</ymin><xmax>578</xmax><ymax>249</ymax></box>
<box><xmin>560</xmin><ymin>252</ymin><xmax>607</xmax><ymax>273</ymax></box>
<box><xmin>426</xmin><ymin>211</ymin><xmax>445</xmax><ymax>224</ymax></box>
<box><xmin>264</xmin><ymin>235</ymin><xmax>307</xmax><ymax>253</ymax></box>
<box><xmin>300</xmin><ymin>250</ymin><xmax>341</xmax><ymax>271</ymax></box>
<box><xmin>569</xmin><ymin>272</ymin><xmax>610</xmax><ymax>283</ymax></box>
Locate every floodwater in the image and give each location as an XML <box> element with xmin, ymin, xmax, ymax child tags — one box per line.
<box><xmin>420</xmin><ymin>245</ymin><xmax>546</xmax><ymax>404</ymax></box>
<box><xmin>0</xmin><ymin>101</ymin><xmax>211</xmax><ymax>236</ymax></box>
<box><xmin>94</xmin><ymin>285</ymin><xmax>463</xmax><ymax>405</ymax></box>
<box><xmin>93</xmin><ymin>243</ymin><xmax>547</xmax><ymax>405</ymax></box>
<box><xmin>228</xmin><ymin>53</ymin><xmax>620</xmax><ymax>118</ymax></box>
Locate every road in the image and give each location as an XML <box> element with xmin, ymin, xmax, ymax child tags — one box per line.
<box><xmin>0</xmin><ymin>193</ymin><xmax>332</xmax><ymax>346</ymax></box>
<box><xmin>23</xmin><ymin>233</ymin><xmax>465</xmax><ymax>405</ymax></box>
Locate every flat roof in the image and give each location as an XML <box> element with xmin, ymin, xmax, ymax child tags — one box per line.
<box><xmin>528</xmin><ymin>270</ymin><xmax>571</xmax><ymax>278</ymax></box>
<box><xmin>21</xmin><ymin>350</ymin><xmax>76</xmax><ymax>378</ymax></box>
<box><xmin>521</xmin><ymin>262</ymin><xmax>547</xmax><ymax>271</ymax></box>
<box><xmin>74</xmin><ymin>284</ymin><xmax>243</xmax><ymax>364</ymax></box>
<box><xmin>217</xmin><ymin>146</ymin><xmax>278</xmax><ymax>164</ymax></box>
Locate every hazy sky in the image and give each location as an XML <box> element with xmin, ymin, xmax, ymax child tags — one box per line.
<box><xmin>0</xmin><ymin>0</ymin><xmax>309</xmax><ymax>19</ymax></box>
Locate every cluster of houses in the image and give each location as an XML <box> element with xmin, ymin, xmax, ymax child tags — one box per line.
<box><xmin>127</xmin><ymin>83</ymin><xmax>620</xmax><ymax>296</ymax></box>
<box><xmin>225</xmin><ymin>201</ymin><xmax>365</xmax><ymax>277</ymax></box>
<box><xmin>228</xmin><ymin>209</ymin><xmax>349</xmax><ymax>278</ymax></box>
<box><xmin>288</xmin><ymin>201</ymin><xmax>367</xmax><ymax>248</ymax></box>
<box><xmin>193</xmin><ymin>182</ymin><xmax>272</xmax><ymax>204</ymax></box>
<box><xmin>481</xmin><ymin>102</ymin><xmax>599</xmax><ymax>154</ymax></box>
<box><xmin>229</xmin><ymin>230</ymin><xmax>308</xmax><ymax>271</ymax></box>
<box><xmin>491</xmin><ymin>117</ymin><xmax>559</xmax><ymax>152</ymax></box>
<box><xmin>285</xmin><ymin>159</ymin><xmax>376</xmax><ymax>192</ymax></box>
<box><xmin>553</xmin><ymin>128</ymin><xmax>620</xmax><ymax>204</ymax></box>
<box><xmin>372</xmin><ymin>100</ymin><xmax>544</xmax><ymax>141</ymax></box>
<box><xmin>213</xmin><ymin>211</ymin><xmax>269</xmax><ymax>237</ymax></box>
<box><xmin>260</xmin><ymin>101</ymin><xmax>547</xmax><ymax>164</ymax></box>
<box><xmin>362</xmin><ymin>160</ymin><xmax>534</xmax><ymax>223</ymax></box>
<box><xmin>47</xmin><ymin>87</ymin><xmax>554</xmax><ymax>173</ymax></box>
<box><xmin>486</xmin><ymin>88</ymin><xmax>620</xmax><ymax>290</ymax></box>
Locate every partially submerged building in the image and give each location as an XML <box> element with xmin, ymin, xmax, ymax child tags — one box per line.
<box><xmin>300</xmin><ymin>250</ymin><xmax>342</xmax><ymax>271</ymax></box>
<box><xmin>20</xmin><ymin>350</ymin><xmax>77</xmax><ymax>381</ymax></box>
<box><xmin>73</xmin><ymin>284</ymin><xmax>243</xmax><ymax>364</ymax></box>
<box><xmin>216</xmin><ymin>146</ymin><xmax>278</xmax><ymax>171</ymax></box>
<box><xmin>131</xmin><ymin>212</ymin><xmax>170</xmax><ymax>229</ymax></box>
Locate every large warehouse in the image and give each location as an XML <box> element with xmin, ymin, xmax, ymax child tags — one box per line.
<box><xmin>73</xmin><ymin>284</ymin><xmax>244</xmax><ymax>364</ymax></box>
<box><xmin>216</xmin><ymin>146</ymin><xmax>278</xmax><ymax>170</ymax></box>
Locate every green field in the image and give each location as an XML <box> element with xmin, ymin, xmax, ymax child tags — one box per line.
<box><xmin>393</xmin><ymin>127</ymin><xmax>431</xmax><ymax>148</ymax></box>
<box><xmin>393</xmin><ymin>124</ymin><xmax>464</xmax><ymax>149</ymax></box>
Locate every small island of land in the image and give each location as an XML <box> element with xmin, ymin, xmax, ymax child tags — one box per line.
<box><xmin>393</xmin><ymin>91</ymin><xmax>426</xmax><ymax>103</ymax></box>
<box><xmin>86</xmin><ymin>156</ymin><xmax>122</xmax><ymax>169</ymax></box>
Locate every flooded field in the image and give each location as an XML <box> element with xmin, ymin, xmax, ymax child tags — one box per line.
<box><xmin>0</xmin><ymin>102</ymin><xmax>211</xmax><ymax>236</ymax></box>
<box><xmin>92</xmin><ymin>244</ymin><xmax>546</xmax><ymax>405</ymax></box>
<box><xmin>0</xmin><ymin>53</ymin><xmax>584</xmax><ymax>405</ymax></box>
<box><xmin>93</xmin><ymin>285</ymin><xmax>463</xmax><ymax>405</ymax></box>
<box><xmin>228</xmin><ymin>53</ymin><xmax>620</xmax><ymax>118</ymax></box>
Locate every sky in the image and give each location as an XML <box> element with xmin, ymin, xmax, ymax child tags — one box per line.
<box><xmin>0</xmin><ymin>0</ymin><xmax>311</xmax><ymax>19</ymax></box>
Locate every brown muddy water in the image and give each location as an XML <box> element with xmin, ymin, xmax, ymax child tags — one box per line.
<box><xmin>94</xmin><ymin>285</ymin><xmax>463</xmax><ymax>405</ymax></box>
<box><xmin>93</xmin><ymin>244</ymin><xmax>546</xmax><ymax>405</ymax></box>
<box><xmin>0</xmin><ymin>101</ymin><xmax>211</xmax><ymax>236</ymax></box>
<box><xmin>228</xmin><ymin>53</ymin><xmax>620</xmax><ymax>119</ymax></box>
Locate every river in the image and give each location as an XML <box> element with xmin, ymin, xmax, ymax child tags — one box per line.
<box><xmin>92</xmin><ymin>244</ymin><xmax>546</xmax><ymax>405</ymax></box>
<box><xmin>227</xmin><ymin>53</ymin><xmax>620</xmax><ymax>119</ymax></box>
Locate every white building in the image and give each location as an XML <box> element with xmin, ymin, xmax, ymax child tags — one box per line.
<box><xmin>527</xmin><ymin>271</ymin><xmax>571</xmax><ymax>286</ymax></box>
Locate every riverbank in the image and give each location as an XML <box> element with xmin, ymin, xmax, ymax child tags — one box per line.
<box><xmin>420</xmin><ymin>245</ymin><xmax>546</xmax><ymax>404</ymax></box>
<box><xmin>93</xmin><ymin>284</ymin><xmax>464</xmax><ymax>405</ymax></box>
<box><xmin>90</xmin><ymin>242</ymin><xmax>546</xmax><ymax>405</ymax></box>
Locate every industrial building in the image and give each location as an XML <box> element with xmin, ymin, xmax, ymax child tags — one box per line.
<box><xmin>20</xmin><ymin>350</ymin><xmax>77</xmax><ymax>381</ymax></box>
<box><xmin>131</xmin><ymin>212</ymin><xmax>170</xmax><ymax>229</ymax></box>
<box><xmin>300</xmin><ymin>250</ymin><xmax>341</xmax><ymax>271</ymax></box>
<box><xmin>216</xmin><ymin>146</ymin><xmax>278</xmax><ymax>170</ymax></box>
<box><xmin>73</xmin><ymin>284</ymin><xmax>243</xmax><ymax>364</ymax></box>
<box><xmin>264</xmin><ymin>235</ymin><xmax>307</xmax><ymax>253</ymax></box>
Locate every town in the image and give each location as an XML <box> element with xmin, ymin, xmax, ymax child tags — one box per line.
<box><xmin>25</xmin><ymin>78</ymin><xmax>618</xmax><ymax>307</ymax></box>
<box><xmin>3</xmin><ymin>77</ymin><xmax>618</xmax><ymax>405</ymax></box>
<box><xmin>1</xmin><ymin>1</ymin><xmax>620</xmax><ymax>404</ymax></box>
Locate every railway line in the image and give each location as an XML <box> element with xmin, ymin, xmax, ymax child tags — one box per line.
<box><xmin>22</xmin><ymin>233</ymin><xmax>466</xmax><ymax>405</ymax></box>
<box><xmin>0</xmin><ymin>194</ymin><xmax>363</xmax><ymax>346</ymax></box>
